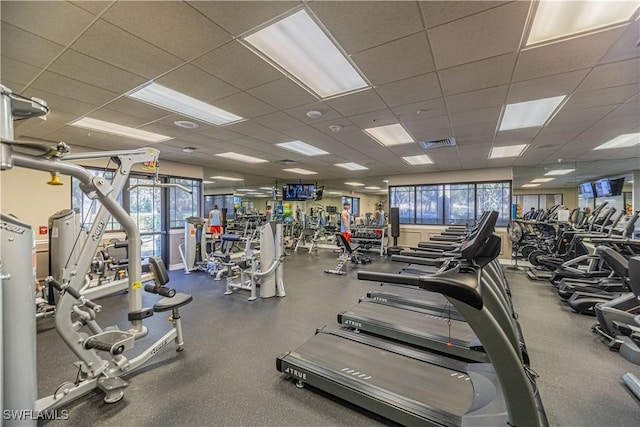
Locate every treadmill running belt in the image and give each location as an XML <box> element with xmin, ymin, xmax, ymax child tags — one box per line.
<box><xmin>293</xmin><ymin>333</ymin><xmax>474</xmax><ymax>419</ymax></box>
<box><xmin>346</xmin><ymin>301</ymin><xmax>478</xmax><ymax>344</ymax></box>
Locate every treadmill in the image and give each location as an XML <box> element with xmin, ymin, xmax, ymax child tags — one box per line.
<box><xmin>277</xmin><ymin>212</ymin><xmax>547</xmax><ymax>427</ymax></box>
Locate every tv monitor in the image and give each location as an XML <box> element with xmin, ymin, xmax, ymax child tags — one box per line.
<box><xmin>594</xmin><ymin>178</ymin><xmax>612</xmax><ymax>197</ymax></box>
<box><xmin>314</xmin><ymin>187</ymin><xmax>324</xmax><ymax>201</ymax></box>
<box><xmin>283</xmin><ymin>183</ymin><xmax>315</xmax><ymax>201</ymax></box>
<box><xmin>609</xmin><ymin>177</ymin><xmax>625</xmax><ymax>196</ymax></box>
<box><xmin>580</xmin><ymin>182</ymin><xmax>594</xmax><ymax>198</ymax></box>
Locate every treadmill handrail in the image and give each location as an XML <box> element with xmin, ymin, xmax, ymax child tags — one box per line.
<box><xmin>358</xmin><ymin>263</ymin><xmax>483</xmax><ymax>310</ymax></box>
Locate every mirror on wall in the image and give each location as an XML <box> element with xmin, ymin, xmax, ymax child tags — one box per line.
<box><xmin>513</xmin><ymin>157</ymin><xmax>639</xmax><ymax>212</ymax></box>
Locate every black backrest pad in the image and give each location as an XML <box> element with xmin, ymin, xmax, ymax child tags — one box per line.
<box><xmin>628</xmin><ymin>257</ymin><xmax>640</xmax><ymax>297</ymax></box>
<box><xmin>459</xmin><ymin>211</ymin><xmax>498</xmax><ymax>261</ymax></box>
<box><xmin>336</xmin><ymin>233</ymin><xmax>354</xmax><ymax>254</ymax></box>
<box><xmin>598</xmin><ymin>246</ymin><xmax>629</xmax><ymax>278</ymax></box>
<box><xmin>149</xmin><ymin>256</ymin><xmax>170</xmax><ymax>286</ymax></box>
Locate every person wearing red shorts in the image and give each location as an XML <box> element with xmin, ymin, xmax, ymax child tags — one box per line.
<box><xmin>208</xmin><ymin>204</ymin><xmax>222</xmax><ymax>240</ymax></box>
<box><xmin>341</xmin><ymin>201</ymin><xmax>351</xmax><ymax>243</ymax></box>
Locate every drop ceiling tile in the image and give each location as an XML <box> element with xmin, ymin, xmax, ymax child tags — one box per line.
<box><xmin>102</xmin><ymin>98</ymin><xmax>174</xmax><ymax>122</ymax></box>
<box><xmin>453</xmin><ymin>122</ymin><xmax>497</xmax><ymax>140</ymax></box>
<box><xmin>564</xmin><ymin>84</ymin><xmax>640</xmax><ymax>111</ymax></box>
<box><xmin>403</xmin><ymin>116</ymin><xmax>452</xmax><ymax>140</ymax></box>
<box><xmin>224</xmin><ymin>121</ymin><xmax>291</xmax><ymax>143</ymax></box>
<box><xmin>155</xmin><ymin>64</ymin><xmax>238</xmax><ymax>102</ymax></box>
<box><xmin>391</xmin><ymin>98</ymin><xmax>448</xmax><ymax>122</ymax></box>
<box><xmin>1</xmin><ymin>23</ymin><xmax>66</xmax><ymax>68</ymax></box>
<box><xmin>309</xmin><ymin>119</ymin><xmax>360</xmax><ymax>138</ymax></box>
<box><xmin>352</xmin><ymin>33</ymin><xmax>435</xmax><ymax>86</ymax></box>
<box><xmin>21</xmin><ymin>88</ymin><xmax>99</xmax><ymax>117</ymax></box>
<box><xmin>310</xmin><ymin>1</ymin><xmax>423</xmax><ymax>53</ymax></box>
<box><xmin>102</xmin><ymin>1</ymin><xmax>231</xmax><ymax>60</ymax></box>
<box><xmin>515</xmin><ymin>27</ymin><xmax>627</xmax><ymax>81</ymax></box>
<box><xmin>495</xmin><ymin>127</ymin><xmax>540</xmax><ymax>142</ymax></box>
<box><xmin>1</xmin><ymin>1</ymin><xmax>95</xmax><ymax>45</ymax></box>
<box><xmin>446</xmin><ymin>85</ymin><xmax>508</xmax><ymax>114</ymax></box>
<box><xmin>375</xmin><ymin>73</ymin><xmax>441</xmax><ymax>107</ymax></box>
<box><xmin>438</xmin><ymin>53</ymin><xmax>517</xmax><ymax>95</ymax></box>
<box><xmin>1</xmin><ymin>57</ymin><xmax>42</xmax><ymax>86</ymax></box>
<box><xmin>428</xmin><ymin>1</ymin><xmax>528</xmax><ymax>69</ymax></box>
<box><xmin>420</xmin><ymin>1</ymin><xmax>510</xmax><ymax>28</ymax></box>
<box><xmin>71</xmin><ymin>20</ymin><xmax>183</xmax><ymax>79</ymax></box>
<box><xmin>189</xmin><ymin>1</ymin><xmax>300</xmax><ymax>36</ymax></box>
<box><xmin>284</xmin><ymin>102</ymin><xmax>342</xmax><ymax>124</ymax></box>
<box><xmin>48</xmin><ymin>50</ymin><xmax>145</xmax><ymax>94</ymax></box>
<box><xmin>325</xmin><ymin>89</ymin><xmax>387</xmax><ymax>117</ymax></box>
<box><xmin>70</xmin><ymin>1</ymin><xmax>112</xmax><ymax>15</ymax></box>
<box><xmin>450</xmin><ymin>106</ymin><xmax>500</xmax><ymax>128</ymax></box>
<box><xmin>348</xmin><ymin>109</ymin><xmax>400</xmax><ymax>130</ymax></box>
<box><xmin>29</xmin><ymin>71</ymin><xmax>120</xmax><ymax>106</ymax></box>
<box><xmin>549</xmin><ymin>104</ymin><xmax>618</xmax><ymax>127</ymax></box>
<box><xmin>194</xmin><ymin>126</ymin><xmax>244</xmax><ymax>141</ymax></box>
<box><xmin>214</xmin><ymin>92</ymin><xmax>277</xmax><ymax>119</ymax></box>
<box><xmin>251</xmin><ymin>112</ymin><xmax>304</xmax><ymax>131</ymax></box>
<box><xmin>580</xmin><ymin>58</ymin><xmax>640</xmax><ymax>91</ymax></box>
<box><xmin>248</xmin><ymin>78</ymin><xmax>316</xmax><ymax>110</ymax></box>
<box><xmin>508</xmin><ymin>69</ymin><xmax>591</xmax><ymax>103</ymax></box>
<box><xmin>85</xmin><ymin>108</ymin><xmax>153</xmax><ymax>129</ymax></box>
<box><xmin>606</xmin><ymin>97</ymin><xmax>640</xmax><ymax>119</ymax></box>
<box><xmin>599</xmin><ymin>19</ymin><xmax>640</xmax><ymax>64</ymax></box>
<box><xmin>193</xmin><ymin>41</ymin><xmax>283</xmax><ymax>91</ymax></box>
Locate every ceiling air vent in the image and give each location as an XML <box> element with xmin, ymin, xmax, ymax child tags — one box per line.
<box><xmin>418</xmin><ymin>137</ymin><xmax>457</xmax><ymax>149</ymax></box>
<box><xmin>275</xmin><ymin>159</ymin><xmax>298</xmax><ymax>165</ymax></box>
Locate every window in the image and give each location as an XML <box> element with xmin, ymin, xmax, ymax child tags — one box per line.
<box><xmin>513</xmin><ymin>193</ymin><xmax>564</xmax><ymax>212</ymax></box>
<box><xmin>445</xmin><ymin>184</ymin><xmax>475</xmax><ymax>225</ymax></box>
<box><xmin>416</xmin><ymin>185</ymin><xmax>443</xmax><ymax>225</ymax></box>
<box><xmin>341</xmin><ymin>196</ymin><xmax>361</xmax><ymax>216</ymax></box>
<box><xmin>389</xmin><ymin>186</ymin><xmax>415</xmax><ymax>224</ymax></box>
<box><xmin>169</xmin><ymin>178</ymin><xmax>201</xmax><ymax>228</ymax></box>
<box><xmin>71</xmin><ymin>169</ymin><xmax>121</xmax><ymax>231</ymax></box>
<box><xmin>205</xmin><ymin>194</ymin><xmax>235</xmax><ymax>219</ymax></box>
<box><xmin>389</xmin><ymin>181</ymin><xmax>511</xmax><ymax>226</ymax></box>
<box><xmin>476</xmin><ymin>182</ymin><xmax>510</xmax><ymax>226</ymax></box>
<box><xmin>129</xmin><ymin>177</ymin><xmax>162</xmax><ymax>258</ymax></box>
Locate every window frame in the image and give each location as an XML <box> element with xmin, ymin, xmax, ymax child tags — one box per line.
<box><xmin>389</xmin><ymin>180</ymin><xmax>512</xmax><ymax>226</ymax></box>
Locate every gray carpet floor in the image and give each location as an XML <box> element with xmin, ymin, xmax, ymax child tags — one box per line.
<box><xmin>35</xmin><ymin>250</ymin><xmax>639</xmax><ymax>426</ymax></box>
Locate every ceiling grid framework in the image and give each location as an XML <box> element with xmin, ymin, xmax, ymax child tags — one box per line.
<box><xmin>0</xmin><ymin>0</ymin><xmax>638</xmax><ymax>192</ymax></box>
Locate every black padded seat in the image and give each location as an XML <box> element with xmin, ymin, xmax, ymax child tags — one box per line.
<box><xmin>153</xmin><ymin>293</ymin><xmax>193</xmax><ymax>312</ymax></box>
<box><xmin>221</xmin><ymin>234</ymin><xmax>242</xmax><ymax>241</ymax></box>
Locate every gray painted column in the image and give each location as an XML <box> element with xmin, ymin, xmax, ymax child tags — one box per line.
<box><xmin>633</xmin><ymin>170</ymin><xmax>640</xmax><ymax>212</ymax></box>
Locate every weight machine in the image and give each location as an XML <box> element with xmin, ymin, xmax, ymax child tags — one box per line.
<box><xmin>1</xmin><ymin>85</ymin><xmax>192</xmax><ymax>425</ymax></box>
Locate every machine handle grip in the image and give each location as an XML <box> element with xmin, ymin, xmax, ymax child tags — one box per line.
<box><xmin>144</xmin><ymin>284</ymin><xmax>176</xmax><ymax>298</ymax></box>
<box><xmin>357</xmin><ymin>271</ymin><xmax>420</xmax><ymax>286</ymax></box>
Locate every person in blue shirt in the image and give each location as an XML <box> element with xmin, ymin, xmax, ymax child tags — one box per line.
<box><xmin>341</xmin><ymin>201</ymin><xmax>351</xmax><ymax>243</ymax></box>
<box><xmin>374</xmin><ymin>204</ymin><xmax>385</xmax><ymax>227</ymax></box>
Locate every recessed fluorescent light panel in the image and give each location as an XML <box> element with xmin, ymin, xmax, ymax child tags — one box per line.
<box><xmin>283</xmin><ymin>168</ymin><xmax>317</xmax><ymax>175</ymax></box>
<box><xmin>402</xmin><ymin>154</ymin><xmax>433</xmax><ymax>166</ymax></box>
<box><xmin>345</xmin><ymin>182</ymin><xmax>365</xmax><ymax>186</ymax></box>
<box><xmin>335</xmin><ymin>162</ymin><xmax>368</xmax><ymax>171</ymax></box>
<box><xmin>522</xmin><ymin>184</ymin><xmax>541</xmax><ymax>188</ymax></box>
<box><xmin>210</xmin><ymin>176</ymin><xmax>243</xmax><ymax>181</ymax></box>
<box><xmin>127</xmin><ymin>82</ymin><xmax>243</xmax><ymax>126</ymax></box>
<box><xmin>69</xmin><ymin>117</ymin><xmax>172</xmax><ymax>143</ymax></box>
<box><xmin>260</xmin><ymin>186</ymin><xmax>274</xmax><ymax>190</ymax></box>
<box><xmin>363</xmin><ymin>123</ymin><xmax>414</xmax><ymax>147</ymax></box>
<box><xmin>236</xmin><ymin>188</ymin><xmax>254</xmax><ymax>192</ymax></box>
<box><xmin>499</xmin><ymin>96</ymin><xmax>566</xmax><ymax>131</ymax></box>
<box><xmin>364</xmin><ymin>186</ymin><xmax>381</xmax><ymax>190</ymax></box>
<box><xmin>215</xmin><ymin>152</ymin><xmax>268</xmax><ymax>164</ymax></box>
<box><xmin>243</xmin><ymin>9</ymin><xmax>368</xmax><ymax>98</ymax></box>
<box><xmin>531</xmin><ymin>178</ymin><xmax>555</xmax><ymax>183</ymax></box>
<box><xmin>489</xmin><ymin>144</ymin><xmax>528</xmax><ymax>159</ymax></box>
<box><xmin>593</xmin><ymin>133</ymin><xmax>640</xmax><ymax>150</ymax></box>
<box><xmin>544</xmin><ymin>169</ymin><xmax>575</xmax><ymax>176</ymax></box>
<box><xmin>203</xmin><ymin>180</ymin><xmax>215</xmax><ymax>184</ymax></box>
<box><xmin>527</xmin><ymin>1</ymin><xmax>639</xmax><ymax>46</ymax></box>
<box><xmin>276</xmin><ymin>140</ymin><xmax>329</xmax><ymax>156</ymax></box>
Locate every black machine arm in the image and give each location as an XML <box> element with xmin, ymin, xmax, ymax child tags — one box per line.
<box><xmin>358</xmin><ymin>265</ymin><xmax>483</xmax><ymax>310</ymax></box>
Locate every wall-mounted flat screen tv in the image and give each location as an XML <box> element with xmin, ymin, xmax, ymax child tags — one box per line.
<box><xmin>580</xmin><ymin>182</ymin><xmax>594</xmax><ymax>198</ymax></box>
<box><xmin>609</xmin><ymin>177</ymin><xmax>625</xmax><ymax>196</ymax></box>
<box><xmin>283</xmin><ymin>184</ymin><xmax>315</xmax><ymax>201</ymax></box>
<box><xmin>594</xmin><ymin>178</ymin><xmax>612</xmax><ymax>197</ymax></box>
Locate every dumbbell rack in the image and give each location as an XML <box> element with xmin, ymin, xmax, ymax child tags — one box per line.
<box><xmin>350</xmin><ymin>226</ymin><xmax>387</xmax><ymax>256</ymax></box>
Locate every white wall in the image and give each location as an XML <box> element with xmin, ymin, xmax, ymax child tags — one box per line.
<box><xmin>389</xmin><ymin>167</ymin><xmax>512</xmax><ymax>186</ymax></box>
